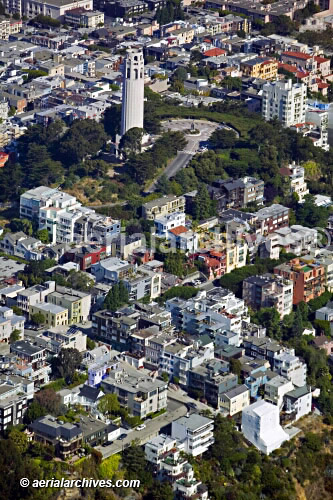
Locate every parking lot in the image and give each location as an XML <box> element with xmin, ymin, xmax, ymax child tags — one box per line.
<box><xmin>161</xmin><ymin>119</ymin><xmax>219</xmax><ymax>155</ymax></box>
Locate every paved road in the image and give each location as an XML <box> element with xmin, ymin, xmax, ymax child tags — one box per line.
<box><xmin>167</xmin><ymin>387</ymin><xmax>218</xmax><ymax>416</ymax></box>
<box><xmin>145</xmin><ymin>119</ymin><xmax>219</xmax><ymax>193</ymax></box>
<box><xmin>96</xmin><ymin>398</ymin><xmax>188</xmax><ymax>459</ymax></box>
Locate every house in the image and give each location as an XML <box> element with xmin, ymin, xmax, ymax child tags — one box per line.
<box><xmin>168</xmin><ymin>226</ymin><xmax>199</xmax><ymax>253</ymax></box>
<box><xmin>264</xmin><ymin>375</ymin><xmax>294</xmax><ymax>410</ymax></box>
<box><xmin>30</xmin><ymin>415</ymin><xmax>82</xmax><ymax>460</ymax></box>
<box><xmin>171</xmin><ymin>414</ymin><xmax>214</xmax><ymax>457</ymax></box>
<box><xmin>0</xmin><ymin>306</ymin><xmax>25</xmax><ymax>342</ymax></box>
<box><xmin>209</xmin><ymin>177</ymin><xmax>264</xmax><ymax>210</ymax></box>
<box><xmin>59</xmin><ymin>384</ymin><xmax>104</xmax><ymax>410</ymax></box>
<box><xmin>283</xmin><ymin>385</ymin><xmax>312</xmax><ymax>422</ymax></box>
<box><xmin>255</xmin><ymin>204</ymin><xmax>289</xmax><ymax>235</ymax></box>
<box><xmin>0</xmin><ymin>392</ymin><xmax>27</xmax><ymax>433</ymax></box>
<box><xmin>220</xmin><ymin>384</ymin><xmax>250</xmax><ymax>416</ymax></box>
<box><xmin>154</xmin><ymin>212</ymin><xmax>186</xmax><ymax>238</ymax></box>
<box><xmin>90</xmin><ymin>257</ymin><xmax>132</xmax><ymax>284</ymax></box>
<box><xmin>92</xmin><ymin>309</ymin><xmax>138</xmax><ymax>350</ymax></box>
<box><xmin>145</xmin><ymin>434</ymin><xmax>178</xmax><ymax>467</ymax></box>
<box><xmin>240</xmin><ymin>57</ymin><xmax>278</xmax><ymax>80</ymax></box>
<box><xmin>311</xmin><ymin>335</ymin><xmax>333</xmax><ymax>355</ymax></box>
<box><xmin>279</xmin><ymin>163</ymin><xmax>309</xmax><ymax>203</ymax></box>
<box><xmin>35</xmin><ymin>325</ymin><xmax>87</xmax><ymax>354</ymax></box>
<box><xmin>17</xmin><ymin>281</ymin><xmax>56</xmax><ymax>313</ymax></box>
<box><xmin>10</xmin><ymin>340</ymin><xmax>51</xmax><ymax>384</ymax></box>
<box><xmin>242</xmin><ymin>400</ymin><xmax>289</xmax><ymax>455</ymax></box>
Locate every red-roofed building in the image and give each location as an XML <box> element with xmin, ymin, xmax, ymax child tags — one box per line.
<box><xmin>281</xmin><ymin>51</ymin><xmax>316</xmax><ymax>72</ymax></box>
<box><xmin>203</xmin><ymin>48</ymin><xmax>226</xmax><ymax>57</ymax></box>
<box><xmin>0</xmin><ymin>152</ymin><xmax>9</xmax><ymax>168</ymax></box>
<box><xmin>314</xmin><ymin>56</ymin><xmax>330</xmax><ymax>76</ymax></box>
<box><xmin>168</xmin><ymin>226</ymin><xmax>199</xmax><ymax>253</ymax></box>
<box><xmin>196</xmin><ymin>250</ymin><xmax>226</xmax><ymax>280</ymax></box>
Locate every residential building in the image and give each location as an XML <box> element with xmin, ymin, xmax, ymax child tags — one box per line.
<box><xmin>92</xmin><ymin>309</ymin><xmax>138</xmax><ymax>350</ymax></box>
<box><xmin>273</xmin><ymin>349</ymin><xmax>307</xmax><ymax>387</ymax></box>
<box><xmin>274</xmin><ymin>258</ymin><xmax>325</xmax><ymax>304</ymax></box>
<box><xmin>101</xmin><ymin>362</ymin><xmax>168</xmax><ymax>419</ymax></box>
<box><xmin>23</xmin><ymin>0</ymin><xmax>93</xmax><ymax>20</ymax></box>
<box><xmin>262</xmin><ymin>79</ymin><xmax>307</xmax><ymax>127</ymax></box>
<box><xmin>64</xmin><ymin>9</ymin><xmax>104</xmax><ymax>28</ymax></box>
<box><xmin>59</xmin><ymin>384</ymin><xmax>104</xmax><ymax>410</ymax></box>
<box><xmin>47</xmin><ymin>285</ymin><xmax>91</xmax><ymax>324</ymax></box>
<box><xmin>90</xmin><ymin>257</ymin><xmax>132</xmax><ymax>284</ymax></box>
<box><xmin>240</xmin><ymin>57</ymin><xmax>278</xmax><ymax>80</ymax></box>
<box><xmin>188</xmin><ymin>360</ymin><xmax>237</xmax><ymax>408</ymax></box>
<box><xmin>64</xmin><ymin>245</ymin><xmax>107</xmax><ymax>271</ymax></box>
<box><xmin>171</xmin><ymin>414</ymin><xmax>214</xmax><ymax>457</ymax></box>
<box><xmin>123</xmin><ymin>268</ymin><xmax>161</xmax><ymax>301</ymax></box>
<box><xmin>10</xmin><ymin>340</ymin><xmax>51</xmax><ymax>384</ymax></box>
<box><xmin>220</xmin><ymin>384</ymin><xmax>250</xmax><ymax>416</ymax></box>
<box><xmin>29</xmin><ymin>302</ymin><xmax>68</xmax><ymax>328</ymax></box>
<box><xmin>35</xmin><ymin>326</ymin><xmax>87</xmax><ymax>354</ymax></box>
<box><xmin>0</xmin><ymin>232</ymin><xmax>43</xmax><ymax>260</ymax></box>
<box><xmin>168</xmin><ymin>226</ymin><xmax>199</xmax><ymax>253</ymax></box>
<box><xmin>145</xmin><ymin>434</ymin><xmax>179</xmax><ymax>467</ymax></box>
<box><xmin>284</xmin><ymin>385</ymin><xmax>312</xmax><ymax>422</ymax></box>
<box><xmin>0</xmin><ymin>17</ymin><xmax>22</xmax><ymax>40</ymax></box>
<box><xmin>17</xmin><ymin>281</ymin><xmax>56</xmax><ymax>313</ymax></box>
<box><xmin>0</xmin><ymin>307</ymin><xmax>25</xmax><ymax>342</ymax></box>
<box><xmin>311</xmin><ymin>335</ymin><xmax>333</xmax><ymax>355</ymax></box>
<box><xmin>243</xmin><ymin>338</ymin><xmax>285</xmax><ymax>367</ymax></box>
<box><xmin>264</xmin><ymin>375</ymin><xmax>294</xmax><ymax>410</ymax></box>
<box><xmin>142</xmin><ymin>195</ymin><xmax>185</xmax><ymax>220</ymax></box>
<box><xmin>279</xmin><ymin>162</ymin><xmax>309</xmax><ymax>203</ymax></box>
<box><xmin>255</xmin><ymin>204</ymin><xmax>289</xmax><ymax>235</ymax></box>
<box><xmin>20</xmin><ymin>186</ymin><xmax>120</xmax><ymax>244</ymax></box>
<box><xmin>243</xmin><ymin>274</ymin><xmax>293</xmax><ymax>318</ymax></box>
<box><xmin>154</xmin><ymin>212</ymin><xmax>186</xmax><ymax>238</ymax></box>
<box><xmin>242</xmin><ymin>400</ymin><xmax>289</xmax><ymax>455</ymax></box>
<box><xmin>107</xmin><ymin>0</ymin><xmax>148</xmax><ymax>17</ymax></box>
<box><xmin>30</xmin><ymin>415</ymin><xmax>82</xmax><ymax>459</ymax></box>
<box><xmin>209</xmin><ymin>177</ymin><xmax>264</xmax><ymax>210</ymax></box>
<box><xmin>265</xmin><ymin>225</ymin><xmax>318</xmax><ymax>256</ymax></box>
<box><xmin>0</xmin><ymin>393</ymin><xmax>27</xmax><ymax>433</ymax></box>
<box><xmin>281</xmin><ymin>51</ymin><xmax>317</xmax><ymax>72</ymax></box>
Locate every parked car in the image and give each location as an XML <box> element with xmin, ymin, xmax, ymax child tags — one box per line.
<box><xmin>118</xmin><ymin>433</ymin><xmax>127</xmax><ymax>440</ymax></box>
<box><xmin>102</xmin><ymin>441</ymin><xmax>112</xmax><ymax>447</ymax></box>
<box><xmin>187</xmin><ymin>402</ymin><xmax>198</xmax><ymax>410</ymax></box>
<box><xmin>136</xmin><ymin>424</ymin><xmax>146</xmax><ymax>431</ymax></box>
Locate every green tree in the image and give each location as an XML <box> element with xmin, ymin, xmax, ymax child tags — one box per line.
<box><xmin>291</xmin><ymin>306</ymin><xmax>303</xmax><ymax>338</ymax></box>
<box><xmin>11</xmin><ymin>306</ymin><xmax>23</xmax><ymax>316</ymax></box>
<box><xmin>36</xmin><ymin>229</ymin><xmax>49</xmax><ymax>243</ymax></box>
<box><xmin>119</xmin><ymin>127</ymin><xmax>144</xmax><ymax>158</ymax></box>
<box><xmin>98</xmin><ymin>394</ymin><xmax>120</xmax><ymax>416</ymax></box>
<box><xmin>51</xmin><ymin>348</ymin><xmax>82</xmax><ymax>383</ymax></box>
<box><xmin>192</xmin><ymin>183</ymin><xmax>215</xmax><ymax>220</ymax></box>
<box><xmin>161</xmin><ymin>372</ymin><xmax>169</xmax><ymax>382</ymax></box>
<box><xmin>104</xmin><ymin>281</ymin><xmax>129</xmax><ymax>312</ymax></box>
<box><xmin>144</xmin><ymin>481</ymin><xmax>174</xmax><ymax>500</ymax></box>
<box><xmin>9</xmin><ymin>218</ymin><xmax>33</xmax><ymax>235</ymax></box>
<box><xmin>30</xmin><ymin>312</ymin><xmax>45</xmax><ymax>326</ymax></box>
<box><xmin>86</xmin><ymin>337</ymin><xmax>96</xmax><ymax>350</ymax></box>
<box><xmin>210</xmin><ymin>128</ymin><xmax>237</xmax><ymax>149</ymax></box>
<box><xmin>35</xmin><ymin>389</ymin><xmax>63</xmax><ymax>416</ymax></box>
<box><xmin>24</xmin><ymin>401</ymin><xmax>46</xmax><ymax>424</ymax></box>
<box><xmin>8</xmin><ymin>428</ymin><xmax>28</xmax><ymax>454</ymax></box>
<box><xmin>9</xmin><ymin>329</ymin><xmax>21</xmax><ymax>343</ymax></box>
<box><xmin>252</xmin><ymin>307</ymin><xmax>281</xmax><ymax>339</ymax></box>
<box><xmin>66</xmin><ymin>271</ymin><xmax>95</xmax><ymax>292</ymax></box>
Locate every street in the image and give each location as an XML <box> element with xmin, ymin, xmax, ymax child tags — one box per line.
<box><xmin>145</xmin><ymin>119</ymin><xmax>219</xmax><ymax>193</ymax></box>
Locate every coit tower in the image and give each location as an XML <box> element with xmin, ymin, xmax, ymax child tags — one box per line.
<box><xmin>120</xmin><ymin>47</ymin><xmax>144</xmax><ymax>136</ymax></box>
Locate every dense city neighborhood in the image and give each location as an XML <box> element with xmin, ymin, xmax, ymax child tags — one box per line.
<box><xmin>0</xmin><ymin>0</ymin><xmax>332</xmax><ymax>499</ymax></box>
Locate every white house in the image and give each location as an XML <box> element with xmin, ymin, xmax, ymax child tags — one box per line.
<box><xmin>242</xmin><ymin>400</ymin><xmax>289</xmax><ymax>455</ymax></box>
<box><xmin>284</xmin><ymin>385</ymin><xmax>312</xmax><ymax>422</ymax></box>
<box><xmin>154</xmin><ymin>211</ymin><xmax>186</xmax><ymax>238</ymax></box>
<box><xmin>273</xmin><ymin>349</ymin><xmax>307</xmax><ymax>387</ymax></box>
<box><xmin>264</xmin><ymin>375</ymin><xmax>294</xmax><ymax>410</ymax></box>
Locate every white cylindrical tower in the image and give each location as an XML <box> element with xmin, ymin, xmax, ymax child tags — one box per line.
<box><xmin>120</xmin><ymin>47</ymin><xmax>144</xmax><ymax>136</ymax></box>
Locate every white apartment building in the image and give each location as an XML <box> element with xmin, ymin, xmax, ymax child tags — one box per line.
<box><xmin>264</xmin><ymin>375</ymin><xmax>294</xmax><ymax>410</ymax></box>
<box><xmin>262</xmin><ymin>79</ymin><xmax>307</xmax><ymax>127</ymax></box>
<box><xmin>171</xmin><ymin>414</ymin><xmax>214</xmax><ymax>457</ymax></box>
<box><xmin>0</xmin><ymin>307</ymin><xmax>25</xmax><ymax>342</ymax></box>
<box><xmin>273</xmin><ymin>349</ymin><xmax>307</xmax><ymax>387</ymax></box>
<box><xmin>242</xmin><ymin>400</ymin><xmax>289</xmax><ymax>455</ymax></box>
<box><xmin>17</xmin><ymin>281</ymin><xmax>56</xmax><ymax>313</ymax></box>
<box><xmin>269</xmin><ymin>225</ymin><xmax>317</xmax><ymax>256</ymax></box>
<box><xmin>145</xmin><ymin>434</ymin><xmax>179</xmax><ymax>466</ymax></box>
<box><xmin>35</xmin><ymin>326</ymin><xmax>87</xmax><ymax>354</ymax></box>
<box><xmin>284</xmin><ymin>385</ymin><xmax>312</xmax><ymax>421</ymax></box>
<box><xmin>154</xmin><ymin>211</ymin><xmax>186</xmax><ymax>238</ymax></box>
<box><xmin>0</xmin><ymin>17</ymin><xmax>22</xmax><ymax>40</ymax></box>
<box><xmin>283</xmin><ymin>162</ymin><xmax>309</xmax><ymax>203</ymax></box>
<box><xmin>20</xmin><ymin>186</ymin><xmax>120</xmax><ymax>244</ymax></box>
<box><xmin>24</xmin><ymin>0</ymin><xmax>93</xmax><ymax>20</ymax></box>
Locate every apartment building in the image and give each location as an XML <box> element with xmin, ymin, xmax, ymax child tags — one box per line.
<box><xmin>168</xmin><ymin>226</ymin><xmax>199</xmax><ymax>253</ymax></box>
<box><xmin>101</xmin><ymin>362</ymin><xmax>168</xmax><ymax>419</ymax></box>
<box><xmin>20</xmin><ymin>186</ymin><xmax>120</xmax><ymax>244</ymax></box>
<box><xmin>123</xmin><ymin>268</ymin><xmax>162</xmax><ymax>301</ymax></box>
<box><xmin>279</xmin><ymin>163</ymin><xmax>309</xmax><ymax>203</ymax></box>
<box><xmin>264</xmin><ymin>375</ymin><xmax>294</xmax><ymax>410</ymax></box>
<box><xmin>240</xmin><ymin>57</ymin><xmax>278</xmax><ymax>80</ymax></box>
<box><xmin>0</xmin><ymin>391</ymin><xmax>27</xmax><ymax>433</ymax></box>
<box><xmin>171</xmin><ymin>414</ymin><xmax>214</xmax><ymax>457</ymax></box>
<box><xmin>17</xmin><ymin>281</ymin><xmax>56</xmax><ymax>313</ymax></box>
<box><xmin>243</xmin><ymin>338</ymin><xmax>285</xmax><ymax>367</ymax></box>
<box><xmin>92</xmin><ymin>309</ymin><xmax>138</xmax><ymax>350</ymax></box>
<box><xmin>0</xmin><ymin>17</ymin><xmax>22</xmax><ymax>40</ymax></box>
<box><xmin>47</xmin><ymin>286</ymin><xmax>91</xmax><ymax>324</ymax></box>
<box><xmin>255</xmin><ymin>204</ymin><xmax>289</xmax><ymax>235</ymax></box>
<box><xmin>242</xmin><ymin>274</ymin><xmax>293</xmax><ymax>318</ymax></box>
<box><xmin>242</xmin><ymin>400</ymin><xmax>289</xmax><ymax>455</ymax></box>
<box><xmin>0</xmin><ymin>307</ymin><xmax>25</xmax><ymax>342</ymax></box>
<box><xmin>65</xmin><ymin>8</ymin><xmax>104</xmax><ymax>27</ymax></box>
<box><xmin>262</xmin><ymin>79</ymin><xmax>307</xmax><ymax>127</ymax></box>
<box><xmin>220</xmin><ymin>384</ymin><xmax>250</xmax><ymax>416</ymax></box>
<box><xmin>29</xmin><ymin>303</ymin><xmax>68</xmax><ymax>328</ymax></box>
<box><xmin>142</xmin><ymin>195</ymin><xmax>185</xmax><ymax>220</ymax></box>
<box><xmin>273</xmin><ymin>349</ymin><xmax>307</xmax><ymax>387</ymax></box>
<box><xmin>145</xmin><ymin>434</ymin><xmax>179</xmax><ymax>467</ymax></box>
<box><xmin>154</xmin><ymin>212</ymin><xmax>186</xmax><ymax>238</ymax></box>
<box><xmin>24</xmin><ymin>0</ymin><xmax>93</xmax><ymax>20</ymax></box>
<box><xmin>274</xmin><ymin>258</ymin><xmax>325</xmax><ymax>304</ymax></box>
<box><xmin>209</xmin><ymin>176</ymin><xmax>264</xmax><ymax>210</ymax></box>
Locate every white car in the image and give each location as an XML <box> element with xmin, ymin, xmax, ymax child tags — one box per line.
<box><xmin>136</xmin><ymin>424</ymin><xmax>146</xmax><ymax>431</ymax></box>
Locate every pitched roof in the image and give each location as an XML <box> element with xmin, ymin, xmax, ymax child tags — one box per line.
<box><xmin>79</xmin><ymin>384</ymin><xmax>102</xmax><ymax>402</ymax></box>
<box><xmin>168</xmin><ymin>225</ymin><xmax>188</xmax><ymax>236</ymax></box>
<box><xmin>282</xmin><ymin>51</ymin><xmax>311</xmax><ymax>60</ymax></box>
<box><xmin>203</xmin><ymin>48</ymin><xmax>226</xmax><ymax>57</ymax></box>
